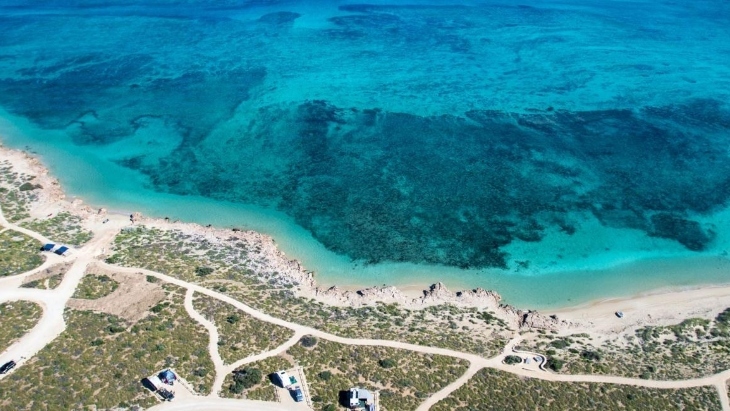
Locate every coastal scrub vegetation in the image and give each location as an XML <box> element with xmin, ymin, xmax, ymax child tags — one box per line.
<box><xmin>0</xmin><ymin>161</ymin><xmax>92</xmax><ymax>245</ymax></box>
<box><xmin>289</xmin><ymin>338</ymin><xmax>470</xmax><ymax>411</ymax></box>
<box><xmin>191</xmin><ymin>293</ymin><xmax>295</xmax><ymax>364</ymax></box>
<box><xmin>20</xmin><ymin>262</ymin><xmax>71</xmax><ymax>290</ymax></box>
<box><xmin>222</xmin><ymin>355</ymin><xmax>292</xmax><ymax>400</ymax></box>
<box><xmin>106</xmin><ymin>226</ymin><xmax>510</xmax><ymax>356</ymax></box>
<box><xmin>0</xmin><ymin>301</ymin><xmax>42</xmax><ymax>352</ymax></box>
<box><xmin>230</xmin><ymin>367</ymin><xmax>262</xmax><ymax>392</ymax></box>
<box><xmin>72</xmin><ymin>273</ymin><xmax>119</xmax><ymax>299</ymax></box>
<box><xmin>0</xmin><ymin>284</ymin><xmax>214</xmax><ymax>409</ymax></box>
<box><xmin>20</xmin><ymin>273</ymin><xmax>63</xmax><ymax>290</ymax></box>
<box><xmin>226</xmin><ymin>336</ymin><xmax>469</xmax><ymax>411</ymax></box>
<box><xmin>21</xmin><ymin>211</ymin><xmax>93</xmax><ymax>246</ymax></box>
<box><xmin>431</xmin><ymin>368</ymin><xmax>721</xmax><ymax>411</ymax></box>
<box><xmin>0</xmin><ymin>228</ymin><xmax>44</xmax><ymax>277</ymax></box>
<box><xmin>522</xmin><ymin>309</ymin><xmax>730</xmax><ymax>379</ymax></box>
<box><xmin>0</xmin><ymin>160</ymin><xmax>36</xmax><ymax>222</ymax></box>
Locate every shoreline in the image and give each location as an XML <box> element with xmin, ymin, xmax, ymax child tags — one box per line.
<box><xmin>3</xmin><ymin>143</ymin><xmax>730</xmax><ymax>333</ymax></box>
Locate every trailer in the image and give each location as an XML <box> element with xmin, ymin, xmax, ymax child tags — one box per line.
<box><xmin>274</xmin><ymin>370</ymin><xmax>292</xmax><ymax>388</ymax></box>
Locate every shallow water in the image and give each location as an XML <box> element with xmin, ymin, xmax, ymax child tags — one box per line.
<box><xmin>1</xmin><ymin>0</ymin><xmax>730</xmax><ymax>308</ymax></box>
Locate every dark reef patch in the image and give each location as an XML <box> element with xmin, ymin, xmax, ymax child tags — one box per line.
<box><xmin>649</xmin><ymin>213</ymin><xmax>715</xmax><ymax>251</ymax></box>
<box><xmin>119</xmin><ymin>99</ymin><xmax>730</xmax><ymax>269</ymax></box>
<box><xmin>0</xmin><ymin>51</ymin><xmax>266</xmax><ymax>145</ymax></box>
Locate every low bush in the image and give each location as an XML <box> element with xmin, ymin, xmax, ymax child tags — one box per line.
<box><xmin>230</xmin><ymin>367</ymin><xmax>262</xmax><ymax>393</ymax></box>
<box><xmin>300</xmin><ymin>335</ymin><xmax>318</xmax><ymax>348</ymax></box>
<box><xmin>503</xmin><ymin>355</ymin><xmax>522</xmax><ymax>365</ymax></box>
<box><xmin>378</xmin><ymin>358</ymin><xmax>398</xmax><ymax>368</ymax></box>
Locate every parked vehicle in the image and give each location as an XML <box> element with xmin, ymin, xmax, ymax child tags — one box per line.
<box><xmin>0</xmin><ymin>360</ymin><xmax>16</xmax><ymax>374</ymax></box>
<box><xmin>158</xmin><ymin>388</ymin><xmax>175</xmax><ymax>401</ymax></box>
<box><xmin>274</xmin><ymin>370</ymin><xmax>292</xmax><ymax>388</ymax></box>
<box><xmin>291</xmin><ymin>386</ymin><xmax>304</xmax><ymax>402</ymax></box>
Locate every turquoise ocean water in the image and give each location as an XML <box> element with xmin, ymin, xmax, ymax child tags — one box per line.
<box><xmin>1</xmin><ymin>0</ymin><xmax>730</xmax><ymax>308</ymax></box>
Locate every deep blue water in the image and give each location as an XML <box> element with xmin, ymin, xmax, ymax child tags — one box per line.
<box><xmin>1</xmin><ymin>0</ymin><xmax>730</xmax><ymax>306</ymax></box>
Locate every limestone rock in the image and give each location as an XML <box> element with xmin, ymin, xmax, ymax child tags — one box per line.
<box><xmin>518</xmin><ymin>310</ymin><xmax>573</xmax><ymax>330</ymax></box>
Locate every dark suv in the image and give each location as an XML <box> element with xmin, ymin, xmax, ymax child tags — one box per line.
<box><xmin>0</xmin><ymin>361</ymin><xmax>16</xmax><ymax>374</ymax></box>
<box><xmin>158</xmin><ymin>389</ymin><xmax>175</xmax><ymax>401</ymax></box>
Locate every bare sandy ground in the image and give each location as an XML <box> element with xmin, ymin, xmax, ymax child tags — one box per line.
<box><xmin>66</xmin><ymin>266</ymin><xmax>166</xmax><ymax>323</ymax></box>
<box><xmin>20</xmin><ymin>262</ymin><xmax>72</xmax><ymax>285</ymax></box>
<box><xmin>551</xmin><ymin>284</ymin><xmax>730</xmax><ymax>334</ymax></box>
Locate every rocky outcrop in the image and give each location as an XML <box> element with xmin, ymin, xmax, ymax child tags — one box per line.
<box><xmin>517</xmin><ymin>310</ymin><xmax>573</xmax><ymax>330</ymax></box>
<box><xmin>314</xmin><ymin>285</ymin><xmax>411</xmax><ymax>307</ymax></box>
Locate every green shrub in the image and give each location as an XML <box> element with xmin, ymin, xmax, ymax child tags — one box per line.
<box><xmin>231</xmin><ymin>367</ymin><xmax>262</xmax><ymax>393</ymax></box>
<box><xmin>550</xmin><ymin>339</ymin><xmax>570</xmax><ymax>349</ymax></box>
<box><xmin>18</xmin><ymin>182</ymin><xmax>40</xmax><ymax>191</ymax></box>
<box><xmin>546</xmin><ymin>357</ymin><xmax>564</xmax><ymax>371</ymax></box>
<box><xmin>73</xmin><ymin>274</ymin><xmax>119</xmax><ymax>299</ymax></box>
<box><xmin>0</xmin><ymin>289</ymin><xmax>215</xmax><ymax>409</ymax></box>
<box><xmin>195</xmin><ymin>266</ymin><xmax>214</xmax><ymax>276</ymax></box>
<box><xmin>504</xmin><ymin>355</ymin><xmax>522</xmax><ymax>365</ymax></box>
<box><xmin>151</xmin><ymin>303</ymin><xmax>168</xmax><ymax>314</ymax></box>
<box><xmin>580</xmin><ymin>350</ymin><xmax>601</xmax><ymax>361</ymax></box>
<box><xmin>431</xmin><ymin>368</ymin><xmax>722</xmax><ymax>411</ymax></box>
<box><xmin>21</xmin><ymin>212</ymin><xmax>93</xmax><ymax>246</ymax></box>
<box><xmin>105</xmin><ymin>255</ymin><xmax>120</xmax><ymax>264</ymax></box>
<box><xmin>378</xmin><ymin>358</ymin><xmax>397</xmax><ymax>368</ymax></box>
<box><xmin>0</xmin><ymin>230</ymin><xmax>44</xmax><ymax>277</ymax></box>
<box><xmin>318</xmin><ymin>371</ymin><xmax>332</xmax><ymax>381</ymax></box>
<box><xmin>193</xmin><ymin>294</ymin><xmax>295</xmax><ymax>364</ymax></box>
<box><xmin>300</xmin><ymin>335</ymin><xmax>318</xmax><ymax>348</ymax></box>
<box><xmin>716</xmin><ymin>308</ymin><xmax>730</xmax><ymax>325</ymax></box>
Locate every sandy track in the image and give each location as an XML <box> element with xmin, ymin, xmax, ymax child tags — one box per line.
<box><xmin>183</xmin><ymin>289</ymin><xmax>224</xmax><ymax>398</ymax></box>
<box><xmin>184</xmin><ymin>289</ymin><xmax>305</xmax><ymax>397</ymax></box>
<box><xmin>0</xmin><ymin>289</ymin><xmax>64</xmax><ymax>367</ymax></box>
<box><xmin>415</xmin><ymin>361</ymin><xmax>483</xmax><ymax>411</ymax></box>
<box><xmin>212</xmin><ymin>331</ymin><xmax>305</xmax><ymax>397</ymax></box>
<box><xmin>147</xmin><ymin>397</ymin><xmax>295</xmax><ymax>411</ymax></box>
<box><xmin>0</xmin><ymin>210</ymin><xmax>51</xmax><ymax>244</ymax></box>
<box><xmin>718</xmin><ymin>381</ymin><xmax>730</xmax><ymax>411</ymax></box>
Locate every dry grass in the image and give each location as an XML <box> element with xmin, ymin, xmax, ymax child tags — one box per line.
<box><xmin>0</xmin><ymin>229</ymin><xmax>44</xmax><ymax>277</ymax></box>
<box><xmin>0</xmin><ymin>301</ymin><xmax>42</xmax><ymax>352</ymax></box>
<box><xmin>431</xmin><ymin>368</ymin><xmax>721</xmax><ymax>411</ymax></box>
